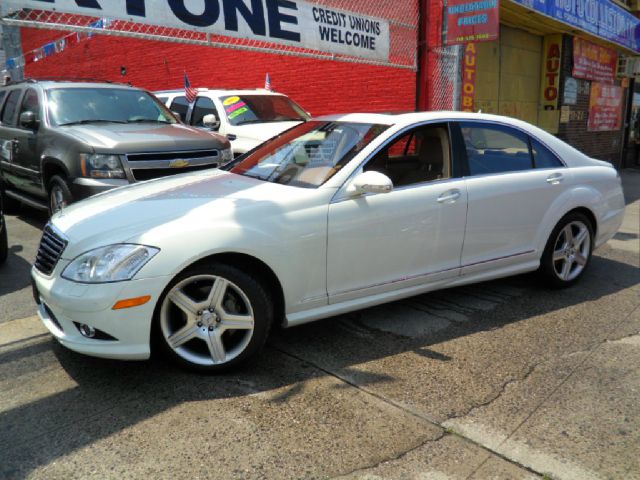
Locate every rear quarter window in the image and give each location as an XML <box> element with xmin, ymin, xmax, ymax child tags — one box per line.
<box><xmin>531</xmin><ymin>138</ymin><xmax>563</xmax><ymax>168</ymax></box>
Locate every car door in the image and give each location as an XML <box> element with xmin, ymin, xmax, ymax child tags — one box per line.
<box><xmin>0</xmin><ymin>88</ymin><xmax>26</xmax><ymax>192</ymax></box>
<box><xmin>327</xmin><ymin>123</ymin><xmax>468</xmax><ymax>304</ymax></box>
<box><xmin>454</xmin><ymin>121</ymin><xmax>569</xmax><ymax>275</ymax></box>
<box><xmin>13</xmin><ymin>88</ymin><xmax>44</xmax><ymax>197</ymax></box>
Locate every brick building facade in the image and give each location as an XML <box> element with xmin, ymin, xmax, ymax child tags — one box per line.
<box><xmin>19</xmin><ymin>1</ymin><xmax>419</xmax><ymax>118</ymax></box>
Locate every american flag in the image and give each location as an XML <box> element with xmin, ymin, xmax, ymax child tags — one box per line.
<box><xmin>184</xmin><ymin>72</ymin><xmax>197</xmax><ymax>103</ymax></box>
<box><xmin>264</xmin><ymin>73</ymin><xmax>272</xmax><ymax>91</ymax></box>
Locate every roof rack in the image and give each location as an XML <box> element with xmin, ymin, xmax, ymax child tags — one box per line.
<box><xmin>4</xmin><ymin>77</ymin><xmax>129</xmax><ymax>86</ymax></box>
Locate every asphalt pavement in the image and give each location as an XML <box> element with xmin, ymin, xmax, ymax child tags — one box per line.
<box><xmin>0</xmin><ymin>170</ymin><xmax>638</xmax><ymax>479</ymax></box>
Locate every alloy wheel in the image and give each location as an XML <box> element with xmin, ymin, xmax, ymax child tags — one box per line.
<box><xmin>552</xmin><ymin>220</ymin><xmax>591</xmax><ymax>282</ymax></box>
<box><xmin>159</xmin><ymin>274</ymin><xmax>255</xmax><ymax>366</ymax></box>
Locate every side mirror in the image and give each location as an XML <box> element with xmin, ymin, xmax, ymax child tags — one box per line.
<box><xmin>171</xmin><ymin>111</ymin><xmax>182</xmax><ymax>122</ymax></box>
<box><xmin>19</xmin><ymin>111</ymin><xmax>38</xmax><ymax>129</ymax></box>
<box><xmin>347</xmin><ymin>171</ymin><xmax>393</xmax><ymax>196</ymax></box>
<box><xmin>203</xmin><ymin>113</ymin><xmax>220</xmax><ymax>130</ymax></box>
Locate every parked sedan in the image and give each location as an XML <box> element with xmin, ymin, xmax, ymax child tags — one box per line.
<box><xmin>31</xmin><ymin>112</ymin><xmax>625</xmax><ymax>372</ymax></box>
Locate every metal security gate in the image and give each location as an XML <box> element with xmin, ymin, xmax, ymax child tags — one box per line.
<box><xmin>1</xmin><ymin>0</ymin><xmax>418</xmax><ymax>79</ymax></box>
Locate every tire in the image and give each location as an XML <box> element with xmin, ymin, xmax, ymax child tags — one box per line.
<box><xmin>48</xmin><ymin>175</ymin><xmax>73</xmax><ymax>216</ymax></box>
<box><xmin>153</xmin><ymin>263</ymin><xmax>274</xmax><ymax>373</ymax></box>
<box><xmin>539</xmin><ymin>212</ymin><xmax>594</xmax><ymax>288</ymax></box>
<box><xmin>0</xmin><ymin>214</ymin><xmax>7</xmax><ymax>265</ymax></box>
<box><xmin>0</xmin><ymin>183</ymin><xmax>20</xmax><ymax>214</ymax></box>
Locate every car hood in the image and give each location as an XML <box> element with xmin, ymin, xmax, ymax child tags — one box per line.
<box><xmin>230</xmin><ymin>121</ymin><xmax>302</xmax><ymax>142</ymax></box>
<box><xmin>60</xmin><ymin>122</ymin><xmax>227</xmax><ymax>152</ymax></box>
<box><xmin>51</xmin><ymin>169</ymin><xmax>311</xmax><ymax>258</ymax></box>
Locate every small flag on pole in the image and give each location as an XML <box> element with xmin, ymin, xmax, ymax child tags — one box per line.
<box><xmin>265</xmin><ymin>73</ymin><xmax>272</xmax><ymax>91</ymax></box>
<box><xmin>184</xmin><ymin>72</ymin><xmax>197</xmax><ymax>103</ymax></box>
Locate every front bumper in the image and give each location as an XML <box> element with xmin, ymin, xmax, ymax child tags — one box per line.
<box><xmin>32</xmin><ymin>267</ymin><xmax>172</xmax><ymax>360</ymax></box>
<box><xmin>71</xmin><ymin>178</ymin><xmax>130</xmax><ymax>201</ymax></box>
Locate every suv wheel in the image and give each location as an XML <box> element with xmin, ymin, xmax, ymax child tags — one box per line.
<box><xmin>0</xmin><ymin>183</ymin><xmax>21</xmax><ymax>214</ymax></box>
<box><xmin>0</xmin><ymin>212</ymin><xmax>7</xmax><ymax>265</ymax></box>
<box><xmin>48</xmin><ymin>175</ymin><xmax>73</xmax><ymax>215</ymax></box>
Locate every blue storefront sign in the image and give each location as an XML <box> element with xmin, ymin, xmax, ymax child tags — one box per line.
<box><xmin>511</xmin><ymin>0</ymin><xmax>640</xmax><ymax>52</ymax></box>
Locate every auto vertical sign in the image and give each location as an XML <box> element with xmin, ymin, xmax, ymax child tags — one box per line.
<box><xmin>461</xmin><ymin>43</ymin><xmax>477</xmax><ymax>111</ymax></box>
<box><xmin>540</xmin><ymin>34</ymin><xmax>562</xmax><ymax>112</ymax></box>
<box><xmin>4</xmin><ymin>0</ymin><xmax>391</xmax><ymax>62</ymax></box>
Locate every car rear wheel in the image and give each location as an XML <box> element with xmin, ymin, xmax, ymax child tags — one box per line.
<box><xmin>155</xmin><ymin>263</ymin><xmax>273</xmax><ymax>372</ymax></box>
<box><xmin>0</xmin><ymin>213</ymin><xmax>7</xmax><ymax>265</ymax></box>
<box><xmin>0</xmin><ymin>182</ymin><xmax>20</xmax><ymax>214</ymax></box>
<box><xmin>48</xmin><ymin>175</ymin><xmax>73</xmax><ymax>216</ymax></box>
<box><xmin>539</xmin><ymin>212</ymin><xmax>594</xmax><ymax>288</ymax></box>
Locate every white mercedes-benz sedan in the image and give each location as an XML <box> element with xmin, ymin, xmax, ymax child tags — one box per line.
<box><xmin>32</xmin><ymin>112</ymin><xmax>625</xmax><ymax>371</ymax></box>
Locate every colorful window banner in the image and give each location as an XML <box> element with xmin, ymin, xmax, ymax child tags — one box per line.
<box><xmin>461</xmin><ymin>43</ymin><xmax>477</xmax><ymax>111</ymax></box>
<box><xmin>509</xmin><ymin>0</ymin><xmax>640</xmax><ymax>53</ymax></box>
<box><xmin>572</xmin><ymin>38</ymin><xmax>618</xmax><ymax>84</ymax></box>
<box><xmin>587</xmin><ymin>82</ymin><xmax>623</xmax><ymax>131</ymax></box>
<box><xmin>540</xmin><ymin>35</ymin><xmax>562</xmax><ymax>111</ymax></box>
<box><xmin>5</xmin><ymin>0</ymin><xmax>390</xmax><ymax>62</ymax></box>
<box><xmin>445</xmin><ymin>0</ymin><xmax>499</xmax><ymax>45</ymax></box>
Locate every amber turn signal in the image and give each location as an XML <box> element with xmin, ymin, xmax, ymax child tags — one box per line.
<box><xmin>112</xmin><ymin>295</ymin><xmax>151</xmax><ymax>310</ymax></box>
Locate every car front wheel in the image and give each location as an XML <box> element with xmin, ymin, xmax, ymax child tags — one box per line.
<box><xmin>48</xmin><ymin>175</ymin><xmax>73</xmax><ymax>216</ymax></box>
<box><xmin>155</xmin><ymin>263</ymin><xmax>273</xmax><ymax>372</ymax></box>
<box><xmin>539</xmin><ymin>212</ymin><xmax>594</xmax><ymax>288</ymax></box>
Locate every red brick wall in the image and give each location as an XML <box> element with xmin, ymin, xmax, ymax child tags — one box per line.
<box><xmin>21</xmin><ymin>27</ymin><xmax>417</xmax><ymax>117</ymax></box>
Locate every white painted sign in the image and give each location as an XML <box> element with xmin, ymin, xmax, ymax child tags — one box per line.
<box><xmin>3</xmin><ymin>0</ymin><xmax>390</xmax><ymax>62</ymax></box>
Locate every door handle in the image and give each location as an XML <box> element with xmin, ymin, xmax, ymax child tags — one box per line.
<box><xmin>437</xmin><ymin>189</ymin><xmax>461</xmax><ymax>204</ymax></box>
<box><xmin>11</xmin><ymin>138</ymin><xmax>19</xmax><ymax>156</ymax></box>
<box><xmin>546</xmin><ymin>173</ymin><xmax>564</xmax><ymax>184</ymax></box>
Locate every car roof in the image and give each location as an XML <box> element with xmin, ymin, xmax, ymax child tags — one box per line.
<box><xmin>154</xmin><ymin>88</ymin><xmax>284</xmax><ymax>96</ymax></box>
<box><xmin>1</xmin><ymin>79</ymin><xmax>136</xmax><ymax>90</ymax></box>
<box><xmin>317</xmin><ymin>111</ymin><xmax>547</xmax><ymax>127</ymax></box>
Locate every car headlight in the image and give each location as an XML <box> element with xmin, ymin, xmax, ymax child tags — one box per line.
<box><xmin>62</xmin><ymin>244</ymin><xmax>159</xmax><ymax>283</ymax></box>
<box><xmin>221</xmin><ymin>148</ymin><xmax>233</xmax><ymax>164</ymax></box>
<box><xmin>80</xmin><ymin>153</ymin><xmax>126</xmax><ymax>179</ymax></box>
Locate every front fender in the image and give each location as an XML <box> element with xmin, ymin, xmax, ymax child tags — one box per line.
<box><xmin>132</xmin><ymin>212</ymin><xmax>329</xmax><ymax>314</ymax></box>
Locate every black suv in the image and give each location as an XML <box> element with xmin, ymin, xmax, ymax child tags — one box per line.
<box><xmin>0</xmin><ymin>79</ymin><xmax>232</xmax><ymax>215</ymax></box>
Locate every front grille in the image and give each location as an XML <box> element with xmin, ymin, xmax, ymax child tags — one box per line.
<box><xmin>34</xmin><ymin>225</ymin><xmax>67</xmax><ymax>275</ymax></box>
<box><xmin>126</xmin><ymin>149</ymin><xmax>220</xmax><ymax>182</ymax></box>
<box><xmin>130</xmin><ymin>163</ymin><xmax>215</xmax><ymax>181</ymax></box>
<box><xmin>126</xmin><ymin>150</ymin><xmax>219</xmax><ymax>162</ymax></box>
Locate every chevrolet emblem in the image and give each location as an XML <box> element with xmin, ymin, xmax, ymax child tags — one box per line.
<box><xmin>169</xmin><ymin>159</ymin><xmax>190</xmax><ymax>168</ymax></box>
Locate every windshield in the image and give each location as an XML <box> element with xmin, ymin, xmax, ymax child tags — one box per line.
<box><xmin>220</xmin><ymin>94</ymin><xmax>310</xmax><ymax>126</ymax></box>
<box><xmin>47</xmin><ymin>88</ymin><xmax>177</xmax><ymax>126</ymax></box>
<box><xmin>230</xmin><ymin>121</ymin><xmax>388</xmax><ymax>188</ymax></box>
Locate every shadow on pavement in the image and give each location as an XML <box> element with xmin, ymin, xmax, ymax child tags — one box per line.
<box><xmin>0</xmin><ymin>251</ymin><xmax>638</xmax><ymax>478</ymax></box>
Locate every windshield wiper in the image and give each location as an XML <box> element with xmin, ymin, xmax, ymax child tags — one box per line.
<box><xmin>240</xmin><ymin>172</ymin><xmax>267</xmax><ymax>180</ymax></box>
<box><xmin>58</xmin><ymin>119</ymin><xmax>127</xmax><ymax>126</ymax></box>
<box><xmin>126</xmin><ymin>119</ymin><xmax>171</xmax><ymax>123</ymax></box>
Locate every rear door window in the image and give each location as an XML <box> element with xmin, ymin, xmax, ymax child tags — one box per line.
<box><xmin>459</xmin><ymin>123</ymin><xmax>532</xmax><ymax>175</ymax></box>
<box><xmin>1</xmin><ymin>89</ymin><xmax>22</xmax><ymax>126</ymax></box>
